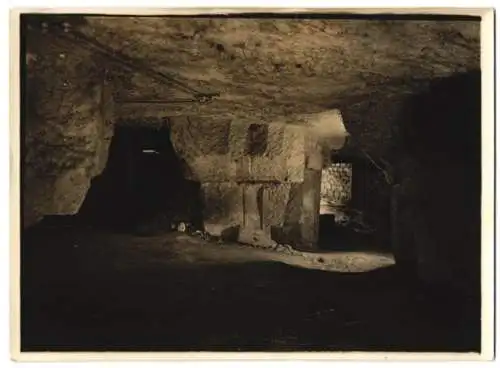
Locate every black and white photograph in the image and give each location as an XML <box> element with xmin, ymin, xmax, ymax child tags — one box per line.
<box><xmin>10</xmin><ymin>7</ymin><xmax>495</xmax><ymax>360</ymax></box>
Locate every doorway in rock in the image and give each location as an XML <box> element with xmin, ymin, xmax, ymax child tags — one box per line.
<box><xmin>78</xmin><ymin>124</ymin><xmax>203</xmax><ymax>234</ymax></box>
<box><xmin>318</xmin><ymin>157</ymin><xmax>391</xmax><ymax>253</ymax></box>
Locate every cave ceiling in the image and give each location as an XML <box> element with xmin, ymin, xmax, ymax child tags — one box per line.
<box><xmin>45</xmin><ymin>15</ymin><xmax>482</xmax><ymax>123</ymax></box>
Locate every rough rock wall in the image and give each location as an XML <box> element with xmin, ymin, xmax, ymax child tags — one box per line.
<box><xmin>342</xmin><ymin>91</ymin><xmax>406</xmax><ymax>160</ymax></box>
<box><xmin>339</xmin><ymin>72</ymin><xmax>481</xmax><ymax>295</ymax></box>
<box><xmin>394</xmin><ymin>71</ymin><xmax>481</xmax><ymax>295</ymax></box>
<box><xmin>23</xmin><ymin>28</ymin><xmax>115</xmax><ymax>227</ymax></box>
<box><xmin>320</xmin><ymin>162</ymin><xmax>353</xmax><ymax>213</ymax></box>
<box><xmin>84</xmin><ymin>17</ymin><xmax>480</xmax><ymax>123</ymax></box>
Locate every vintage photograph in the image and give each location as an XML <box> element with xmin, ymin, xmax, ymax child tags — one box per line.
<box><xmin>14</xmin><ymin>9</ymin><xmax>491</xmax><ymax>357</ymax></box>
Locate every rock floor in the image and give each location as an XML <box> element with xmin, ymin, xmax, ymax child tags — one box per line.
<box><xmin>20</xmin><ymin>225</ymin><xmax>481</xmax><ymax>352</ymax></box>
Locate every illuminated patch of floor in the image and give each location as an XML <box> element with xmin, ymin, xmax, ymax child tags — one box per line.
<box><xmin>274</xmin><ymin>251</ymin><xmax>395</xmax><ymax>273</ymax></box>
<box><xmin>150</xmin><ymin>233</ymin><xmax>396</xmax><ymax>273</ymax></box>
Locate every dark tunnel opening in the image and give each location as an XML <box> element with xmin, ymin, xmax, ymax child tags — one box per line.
<box><xmin>317</xmin><ymin>155</ymin><xmax>392</xmax><ymax>253</ymax></box>
<box><xmin>77</xmin><ymin>125</ymin><xmax>204</xmax><ymax>234</ymax></box>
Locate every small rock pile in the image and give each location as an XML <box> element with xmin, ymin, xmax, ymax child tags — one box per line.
<box><xmin>254</xmin><ymin>242</ymin><xmax>300</xmax><ymax>256</ymax></box>
<box><xmin>184</xmin><ymin>226</ymin><xmax>303</xmax><ymax>256</ymax></box>
<box><xmin>178</xmin><ymin>224</ymin><xmax>340</xmax><ymax>267</ymax></box>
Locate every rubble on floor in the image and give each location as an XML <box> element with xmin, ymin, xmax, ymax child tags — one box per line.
<box><xmin>174</xmin><ymin>229</ymin><xmax>395</xmax><ymax>273</ymax></box>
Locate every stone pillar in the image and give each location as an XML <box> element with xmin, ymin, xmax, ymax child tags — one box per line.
<box><xmin>293</xmin><ymin>131</ymin><xmax>324</xmax><ymax>250</ymax></box>
<box><xmin>170</xmin><ymin>112</ymin><xmax>347</xmax><ymax>250</ymax></box>
<box><xmin>238</xmin><ymin>184</ymin><xmax>277</xmax><ymax>247</ymax></box>
<box><xmin>299</xmin><ymin>169</ymin><xmax>322</xmax><ymax>250</ymax></box>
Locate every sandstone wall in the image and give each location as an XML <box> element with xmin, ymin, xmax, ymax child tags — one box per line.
<box><xmin>170</xmin><ymin>117</ymin><xmax>306</xmax><ymax>183</ymax></box>
<box><xmin>23</xmin><ymin>27</ymin><xmax>115</xmax><ymax>227</ymax></box>
<box><xmin>320</xmin><ymin>162</ymin><xmax>352</xmax><ymax>214</ymax></box>
<box><xmin>200</xmin><ymin>179</ymin><xmax>322</xmax><ymax>249</ymax></box>
<box><xmin>169</xmin><ymin>114</ymin><xmax>346</xmax><ymax>249</ymax></box>
<box><xmin>171</xmin><ymin>118</ymin><xmax>311</xmax><ymax>247</ymax></box>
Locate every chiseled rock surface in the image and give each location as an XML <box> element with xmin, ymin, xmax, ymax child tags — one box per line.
<box><xmin>82</xmin><ymin>16</ymin><xmax>479</xmax><ymax>123</ymax></box>
<box><xmin>170</xmin><ymin>117</ymin><xmax>308</xmax><ymax>183</ymax></box>
<box><xmin>169</xmin><ymin>110</ymin><xmax>347</xmax><ymax>184</ymax></box>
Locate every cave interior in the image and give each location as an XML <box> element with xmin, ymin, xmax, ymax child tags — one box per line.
<box><xmin>20</xmin><ymin>13</ymin><xmax>482</xmax><ymax>353</ymax></box>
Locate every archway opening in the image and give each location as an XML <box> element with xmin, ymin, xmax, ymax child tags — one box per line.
<box><xmin>318</xmin><ymin>155</ymin><xmax>391</xmax><ymax>253</ymax></box>
<box><xmin>77</xmin><ymin>124</ymin><xmax>203</xmax><ymax>234</ymax></box>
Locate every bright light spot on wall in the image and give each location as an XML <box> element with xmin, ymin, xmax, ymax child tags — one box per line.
<box><xmin>142</xmin><ymin>149</ymin><xmax>159</xmax><ymax>154</ymax></box>
<box><xmin>320</xmin><ymin>162</ymin><xmax>352</xmax><ymax>215</ymax></box>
